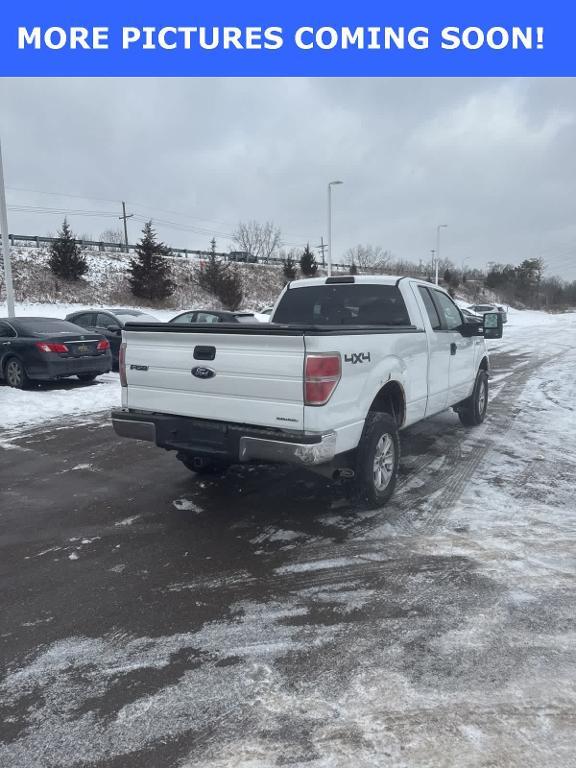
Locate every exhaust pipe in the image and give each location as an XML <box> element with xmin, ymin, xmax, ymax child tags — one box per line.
<box><xmin>332</xmin><ymin>467</ymin><xmax>355</xmax><ymax>480</ymax></box>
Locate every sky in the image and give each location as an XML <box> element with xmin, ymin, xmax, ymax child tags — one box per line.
<box><xmin>1</xmin><ymin>77</ymin><xmax>575</xmax><ymax>278</ymax></box>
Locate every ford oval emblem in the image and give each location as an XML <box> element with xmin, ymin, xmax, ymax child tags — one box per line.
<box><xmin>192</xmin><ymin>366</ymin><xmax>216</xmax><ymax>379</ymax></box>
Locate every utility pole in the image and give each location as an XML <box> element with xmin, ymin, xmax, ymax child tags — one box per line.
<box><xmin>316</xmin><ymin>236</ymin><xmax>327</xmax><ymax>267</ymax></box>
<box><xmin>0</xmin><ymin>139</ymin><xmax>15</xmax><ymax>317</ymax></box>
<box><xmin>119</xmin><ymin>201</ymin><xmax>133</xmax><ymax>253</ymax></box>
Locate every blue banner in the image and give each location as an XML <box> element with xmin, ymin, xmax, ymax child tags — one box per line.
<box><xmin>0</xmin><ymin>0</ymin><xmax>572</xmax><ymax>76</ymax></box>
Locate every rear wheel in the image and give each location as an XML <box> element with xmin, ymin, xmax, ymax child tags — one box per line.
<box><xmin>458</xmin><ymin>370</ymin><xmax>489</xmax><ymax>427</ymax></box>
<box><xmin>176</xmin><ymin>452</ymin><xmax>231</xmax><ymax>476</ymax></box>
<box><xmin>4</xmin><ymin>357</ymin><xmax>29</xmax><ymax>389</ymax></box>
<box><xmin>352</xmin><ymin>412</ymin><xmax>400</xmax><ymax>507</ymax></box>
<box><xmin>77</xmin><ymin>373</ymin><xmax>98</xmax><ymax>382</ymax></box>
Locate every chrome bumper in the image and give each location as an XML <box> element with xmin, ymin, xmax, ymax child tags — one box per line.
<box><xmin>239</xmin><ymin>432</ymin><xmax>337</xmax><ymax>466</ymax></box>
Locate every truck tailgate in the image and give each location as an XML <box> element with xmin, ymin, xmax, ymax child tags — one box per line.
<box><xmin>122</xmin><ymin>327</ymin><xmax>306</xmax><ymax>430</ymax></box>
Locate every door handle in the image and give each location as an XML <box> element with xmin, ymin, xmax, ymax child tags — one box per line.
<box><xmin>450</xmin><ymin>342</ymin><xmax>457</xmax><ymax>355</ymax></box>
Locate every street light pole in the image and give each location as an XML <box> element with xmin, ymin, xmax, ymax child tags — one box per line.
<box><xmin>327</xmin><ymin>180</ymin><xmax>343</xmax><ymax>276</ymax></box>
<box><xmin>435</xmin><ymin>224</ymin><xmax>448</xmax><ymax>285</ymax></box>
<box><xmin>0</xmin><ymin>139</ymin><xmax>15</xmax><ymax>317</ymax></box>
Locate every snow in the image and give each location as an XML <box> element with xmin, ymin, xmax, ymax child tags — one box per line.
<box><xmin>1</xmin><ymin>373</ymin><xmax>121</xmax><ymax>434</ymax></box>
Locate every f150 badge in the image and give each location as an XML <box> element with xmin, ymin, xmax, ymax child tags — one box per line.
<box><xmin>192</xmin><ymin>366</ymin><xmax>216</xmax><ymax>379</ymax></box>
<box><xmin>344</xmin><ymin>352</ymin><xmax>371</xmax><ymax>364</ymax></box>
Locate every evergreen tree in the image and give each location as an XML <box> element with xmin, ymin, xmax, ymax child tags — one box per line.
<box><xmin>197</xmin><ymin>240</ymin><xmax>227</xmax><ymax>296</ymax></box>
<box><xmin>282</xmin><ymin>254</ymin><xmax>298</xmax><ymax>282</ymax></box>
<box><xmin>349</xmin><ymin>262</ymin><xmax>358</xmax><ymax>275</ymax></box>
<box><xmin>48</xmin><ymin>219</ymin><xmax>88</xmax><ymax>280</ymax></box>
<box><xmin>218</xmin><ymin>269</ymin><xmax>244</xmax><ymax>311</ymax></box>
<box><xmin>299</xmin><ymin>244</ymin><xmax>318</xmax><ymax>277</ymax></box>
<box><xmin>128</xmin><ymin>221</ymin><xmax>174</xmax><ymax>300</ymax></box>
<box><xmin>195</xmin><ymin>239</ymin><xmax>243</xmax><ymax>309</ymax></box>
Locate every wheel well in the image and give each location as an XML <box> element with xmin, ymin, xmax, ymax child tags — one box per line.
<box><xmin>479</xmin><ymin>356</ymin><xmax>489</xmax><ymax>372</ymax></box>
<box><xmin>368</xmin><ymin>381</ymin><xmax>406</xmax><ymax>427</ymax></box>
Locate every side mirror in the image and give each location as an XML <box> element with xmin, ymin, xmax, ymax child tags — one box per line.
<box><xmin>483</xmin><ymin>312</ymin><xmax>503</xmax><ymax>339</ymax></box>
<box><xmin>107</xmin><ymin>325</ymin><xmax>121</xmax><ymax>334</ymax></box>
<box><xmin>459</xmin><ymin>321</ymin><xmax>482</xmax><ymax>337</ymax></box>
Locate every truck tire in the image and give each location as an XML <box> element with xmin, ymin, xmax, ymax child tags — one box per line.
<box><xmin>458</xmin><ymin>369</ymin><xmax>489</xmax><ymax>427</ymax></box>
<box><xmin>77</xmin><ymin>373</ymin><xmax>98</xmax><ymax>382</ymax></box>
<box><xmin>352</xmin><ymin>412</ymin><xmax>400</xmax><ymax>507</ymax></box>
<box><xmin>4</xmin><ymin>357</ymin><xmax>30</xmax><ymax>389</ymax></box>
<box><xmin>176</xmin><ymin>452</ymin><xmax>231</xmax><ymax>476</ymax></box>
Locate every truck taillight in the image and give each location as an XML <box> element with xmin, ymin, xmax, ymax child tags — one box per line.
<box><xmin>304</xmin><ymin>353</ymin><xmax>341</xmax><ymax>406</ymax></box>
<box><xmin>35</xmin><ymin>342</ymin><xmax>69</xmax><ymax>353</ymax></box>
<box><xmin>97</xmin><ymin>339</ymin><xmax>110</xmax><ymax>351</ymax></box>
<box><xmin>119</xmin><ymin>342</ymin><xmax>127</xmax><ymax>387</ymax></box>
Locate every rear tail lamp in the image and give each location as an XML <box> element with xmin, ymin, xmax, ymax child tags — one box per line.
<box><xmin>119</xmin><ymin>342</ymin><xmax>127</xmax><ymax>387</ymax></box>
<box><xmin>97</xmin><ymin>339</ymin><xmax>110</xmax><ymax>351</ymax></box>
<box><xmin>304</xmin><ymin>353</ymin><xmax>341</xmax><ymax>406</ymax></box>
<box><xmin>35</xmin><ymin>342</ymin><xmax>69</xmax><ymax>353</ymax></box>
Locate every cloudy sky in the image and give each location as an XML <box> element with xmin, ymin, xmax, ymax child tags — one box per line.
<box><xmin>1</xmin><ymin>77</ymin><xmax>575</xmax><ymax>277</ymax></box>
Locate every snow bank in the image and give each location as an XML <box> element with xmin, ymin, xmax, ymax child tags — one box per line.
<box><xmin>1</xmin><ymin>373</ymin><xmax>121</xmax><ymax>433</ymax></box>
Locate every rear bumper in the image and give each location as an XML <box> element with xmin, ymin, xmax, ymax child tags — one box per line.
<box><xmin>28</xmin><ymin>354</ymin><xmax>112</xmax><ymax>380</ymax></box>
<box><xmin>111</xmin><ymin>409</ymin><xmax>337</xmax><ymax>466</ymax></box>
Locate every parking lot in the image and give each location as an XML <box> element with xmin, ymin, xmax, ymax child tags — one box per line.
<box><xmin>1</xmin><ymin>314</ymin><xmax>575</xmax><ymax>767</ymax></box>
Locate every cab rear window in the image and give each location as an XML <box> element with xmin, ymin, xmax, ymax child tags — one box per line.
<box><xmin>273</xmin><ymin>284</ymin><xmax>411</xmax><ymax>326</ymax></box>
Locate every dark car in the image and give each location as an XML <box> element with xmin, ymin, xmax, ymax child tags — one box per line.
<box><xmin>0</xmin><ymin>317</ymin><xmax>112</xmax><ymax>389</ymax></box>
<box><xmin>461</xmin><ymin>308</ymin><xmax>483</xmax><ymax>324</ymax></box>
<box><xmin>65</xmin><ymin>308</ymin><xmax>158</xmax><ymax>367</ymax></box>
<box><xmin>169</xmin><ymin>310</ymin><xmax>259</xmax><ymax>325</ymax></box>
<box><xmin>467</xmin><ymin>303</ymin><xmax>508</xmax><ymax>323</ymax></box>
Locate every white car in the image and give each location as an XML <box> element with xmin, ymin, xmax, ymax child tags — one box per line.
<box><xmin>113</xmin><ymin>276</ymin><xmax>503</xmax><ymax>507</ymax></box>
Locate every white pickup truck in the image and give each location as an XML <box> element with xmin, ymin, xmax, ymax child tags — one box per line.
<box><xmin>112</xmin><ymin>276</ymin><xmax>502</xmax><ymax>506</ymax></box>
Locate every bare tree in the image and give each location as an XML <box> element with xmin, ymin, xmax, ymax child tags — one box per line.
<box><xmin>232</xmin><ymin>220</ymin><xmax>282</xmax><ymax>262</ymax></box>
<box><xmin>99</xmin><ymin>228</ymin><xmax>124</xmax><ymax>245</ymax></box>
<box><xmin>344</xmin><ymin>244</ymin><xmax>391</xmax><ymax>271</ymax></box>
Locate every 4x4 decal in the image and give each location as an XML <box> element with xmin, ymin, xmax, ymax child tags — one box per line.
<box><xmin>344</xmin><ymin>352</ymin><xmax>371</xmax><ymax>364</ymax></box>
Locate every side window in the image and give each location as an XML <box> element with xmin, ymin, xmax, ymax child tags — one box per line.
<box><xmin>0</xmin><ymin>322</ymin><xmax>16</xmax><ymax>338</ymax></box>
<box><xmin>171</xmin><ymin>313</ymin><xmax>196</xmax><ymax>324</ymax></box>
<box><xmin>72</xmin><ymin>313</ymin><xmax>95</xmax><ymax>328</ymax></box>
<box><xmin>418</xmin><ymin>287</ymin><xmax>441</xmax><ymax>331</ymax></box>
<box><xmin>196</xmin><ymin>313</ymin><xmax>220</xmax><ymax>323</ymax></box>
<box><xmin>432</xmin><ymin>291</ymin><xmax>463</xmax><ymax>331</ymax></box>
<box><xmin>97</xmin><ymin>313</ymin><xmax>117</xmax><ymax>328</ymax></box>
